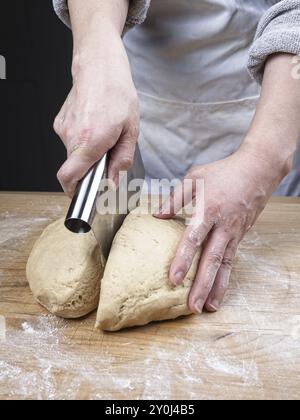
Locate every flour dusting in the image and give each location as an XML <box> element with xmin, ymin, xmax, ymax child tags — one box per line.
<box><xmin>205</xmin><ymin>356</ymin><xmax>259</xmax><ymax>386</ymax></box>
<box><xmin>1</xmin><ymin>209</ymin><xmax>300</xmax><ymax>399</ymax></box>
<box><xmin>1</xmin><ymin>310</ymin><xmax>300</xmax><ymax>399</ymax></box>
<box><xmin>0</xmin><ymin>214</ymin><xmax>50</xmax><ymax>246</ymax></box>
<box><xmin>0</xmin><ymin>316</ymin><xmax>6</xmax><ymax>342</ymax></box>
<box><xmin>0</xmin><ymin>314</ymin><xmax>264</xmax><ymax>400</ymax></box>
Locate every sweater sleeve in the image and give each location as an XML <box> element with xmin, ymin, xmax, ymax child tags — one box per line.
<box><xmin>248</xmin><ymin>0</ymin><xmax>300</xmax><ymax>84</ymax></box>
<box><xmin>52</xmin><ymin>0</ymin><xmax>151</xmax><ymax>33</ymax></box>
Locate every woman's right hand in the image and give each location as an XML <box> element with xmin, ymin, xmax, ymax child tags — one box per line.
<box><xmin>54</xmin><ymin>25</ymin><xmax>139</xmax><ymax>197</ymax></box>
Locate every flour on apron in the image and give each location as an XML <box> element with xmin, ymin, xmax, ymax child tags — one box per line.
<box><xmin>124</xmin><ymin>0</ymin><xmax>300</xmax><ymax>196</ymax></box>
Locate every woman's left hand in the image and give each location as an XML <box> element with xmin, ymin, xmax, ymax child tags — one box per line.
<box><xmin>154</xmin><ymin>144</ymin><xmax>289</xmax><ymax>314</ymax></box>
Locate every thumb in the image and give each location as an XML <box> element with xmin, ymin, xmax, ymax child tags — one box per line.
<box><xmin>154</xmin><ymin>178</ymin><xmax>194</xmax><ymax>219</ymax></box>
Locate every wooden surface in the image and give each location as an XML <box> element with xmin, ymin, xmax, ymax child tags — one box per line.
<box><xmin>0</xmin><ymin>192</ymin><xmax>300</xmax><ymax>400</ymax></box>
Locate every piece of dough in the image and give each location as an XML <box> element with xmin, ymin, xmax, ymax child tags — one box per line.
<box><xmin>96</xmin><ymin>212</ymin><xmax>201</xmax><ymax>331</ymax></box>
<box><xmin>26</xmin><ymin>218</ymin><xmax>105</xmax><ymax>318</ymax></box>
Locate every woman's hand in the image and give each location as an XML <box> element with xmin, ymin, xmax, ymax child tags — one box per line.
<box><xmin>156</xmin><ymin>53</ymin><xmax>300</xmax><ymax>315</ymax></box>
<box><xmin>155</xmin><ymin>145</ymin><xmax>289</xmax><ymax>314</ymax></box>
<box><xmin>54</xmin><ymin>0</ymin><xmax>139</xmax><ymax>197</ymax></box>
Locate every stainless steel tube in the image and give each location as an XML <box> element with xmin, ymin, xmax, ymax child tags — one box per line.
<box><xmin>65</xmin><ymin>154</ymin><xmax>107</xmax><ymax>233</ymax></box>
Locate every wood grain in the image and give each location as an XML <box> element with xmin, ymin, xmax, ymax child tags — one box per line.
<box><xmin>0</xmin><ymin>192</ymin><xmax>300</xmax><ymax>400</ymax></box>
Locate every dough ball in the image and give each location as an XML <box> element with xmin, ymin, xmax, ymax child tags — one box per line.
<box><xmin>96</xmin><ymin>213</ymin><xmax>201</xmax><ymax>331</ymax></box>
<box><xmin>26</xmin><ymin>218</ymin><xmax>105</xmax><ymax>318</ymax></box>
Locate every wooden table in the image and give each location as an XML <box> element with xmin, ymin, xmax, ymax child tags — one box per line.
<box><xmin>0</xmin><ymin>192</ymin><xmax>300</xmax><ymax>400</ymax></box>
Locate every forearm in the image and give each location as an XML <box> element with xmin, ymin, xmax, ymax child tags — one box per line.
<box><xmin>242</xmin><ymin>54</ymin><xmax>300</xmax><ymax>178</ymax></box>
<box><xmin>68</xmin><ymin>0</ymin><xmax>130</xmax><ymax>79</ymax></box>
<box><xmin>69</xmin><ymin>0</ymin><xmax>129</xmax><ymax>50</ymax></box>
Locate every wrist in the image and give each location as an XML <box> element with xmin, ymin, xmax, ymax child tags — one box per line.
<box><xmin>69</xmin><ymin>0</ymin><xmax>129</xmax><ymax>39</ymax></box>
<box><xmin>69</xmin><ymin>0</ymin><xmax>129</xmax><ymax>70</ymax></box>
<box><xmin>239</xmin><ymin>136</ymin><xmax>293</xmax><ymax>180</ymax></box>
<box><xmin>240</xmin><ymin>54</ymin><xmax>300</xmax><ymax>182</ymax></box>
<box><xmin>71</xmin><ymin>24</ymin><xmax>126</xmax><ymax>78</ymax></box>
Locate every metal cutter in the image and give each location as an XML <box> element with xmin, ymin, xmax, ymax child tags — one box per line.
<box><xmin>64</xmin><ymin>145</ymin><xmax>145</xmax><ymax>259</ymax></box>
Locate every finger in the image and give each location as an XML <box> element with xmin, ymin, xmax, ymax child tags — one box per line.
<box><xmin>107</xmin><ymin>129</ymin><xmax>138</xmax><ymax>187</ymax></box>
<box><xmin>154</xmin><ymin>178</ymin><xmax>193</xmax><ymax>219</ymax></box>
<box><xmin>169</xmin><ymin>215</ymin><xmax>214</xmax><ymax>286</ymax></box>
<box><xmin>57</xmin><ymin>143</ymin><xmax>108</xmax><ymax>197</ymax></box>
<box><xmin>205</xmin><ymin>239</ymin><xmax>238</xmax><ymax>312</ymax></box>
<box><xmin>188</xmin><ymin>230</ymin><xmax>230</xmax><ymax>314</ymax></box>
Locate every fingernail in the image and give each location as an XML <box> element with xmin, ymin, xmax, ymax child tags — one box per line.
<box><xmin>154</xmin><ymin>206</ymin><xmax>163</xmax><ymax>216</ymax></box>
<box><xmin>195</xmin><ymin>299</ymin><xmax>204</xmax><ymax>314</ymax></box>
<box><xmin>108</xmin><ymin>178</ymin><xmax>117</xmax><ymax>192</ymax></box>
<box><xmin>159</xmin><ymin>208</ymin><xmax>167</xmax><ymax>215</ymax></box>
<box><xmin>162</xmin><ymin>207</ymin><xmax>172</xmax><ymax>215</ymax></box>
<box><xmin>172</xmin><ymin>271</ymin><xmax>184</xmax><ymax>285</ymax></box>
<box><xmin>157</xmin><ymin>206</ymin><xmax>171</xmax><ymax>216</ymax></box>
<box><xmin>208</xmin><ymin>299</ymin><xmax>219</xmax><ymax>312</ymax></box>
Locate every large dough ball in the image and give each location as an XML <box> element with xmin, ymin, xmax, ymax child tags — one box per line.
<box><xmin>96</xmin><ymin>213</ymin><xmax>201</xmax><ymax>331</ymax></box>
<box><xmin>26</xmin><ymin>218</ymin><xmax>105</xmax><ymax>318</ymax></box>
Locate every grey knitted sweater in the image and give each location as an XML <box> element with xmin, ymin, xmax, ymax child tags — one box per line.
<box><xmin>53</xmin><ymin>0</ymin><xmax>300</xmax><ymax>84</ymax></box>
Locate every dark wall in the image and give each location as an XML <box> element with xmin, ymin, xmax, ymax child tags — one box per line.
<box><xmin>0</xmin><ymin>0</ymin><xmax>73</xmax><ymax>192</ymax></box>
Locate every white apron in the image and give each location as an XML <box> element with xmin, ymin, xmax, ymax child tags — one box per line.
<box><xmin>124</xmin><ymin>0</ymin><xmax>300</xmax><ymax>196</ymax></box>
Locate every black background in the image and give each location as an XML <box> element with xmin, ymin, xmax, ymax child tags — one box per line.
<box><xmin>0</xmin><ymin>0</ymin><xmax>72</xmax><ymax>192</ymax></box>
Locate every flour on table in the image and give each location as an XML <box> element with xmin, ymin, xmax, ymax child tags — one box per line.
<box><xmin>1</xmin><ymin>312</ymin><xmax>300</xmax><ymax>399</ymax></box>
<box><xmin>0</xmin><ymin>215</ymin><xmax>50</xmax><ymax>246</ymax></box>
<box><xmin>0</xmin><ymin>316</ymin><xmax>6</xmax><ymax>342</ymax></box>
